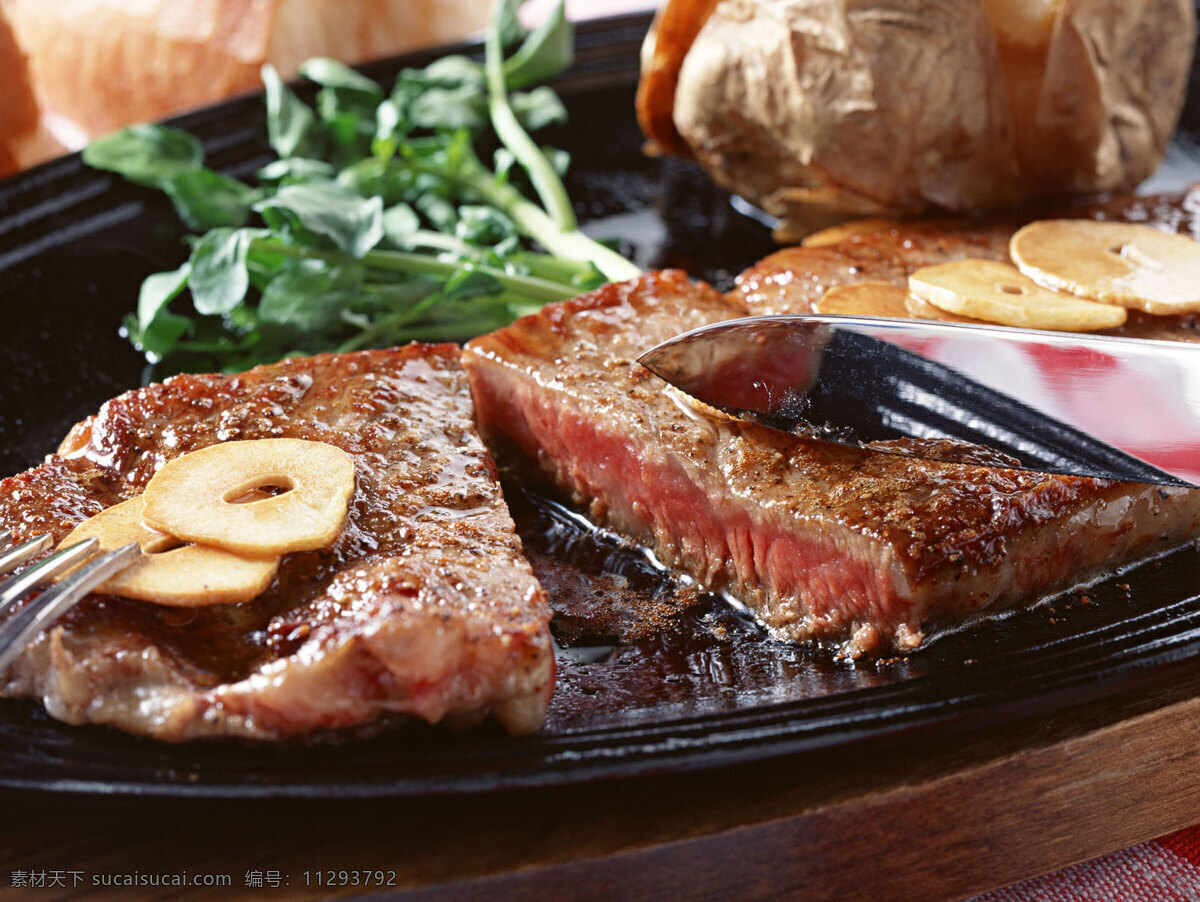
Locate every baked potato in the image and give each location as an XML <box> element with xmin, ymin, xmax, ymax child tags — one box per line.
<box><xmin>637</xmin><ymin>0</ymin><xmax>1196</xmax><ymax>229</ymax></box>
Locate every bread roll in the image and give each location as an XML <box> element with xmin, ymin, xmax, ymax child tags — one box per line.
<box><xmin>2</xmin><ymin>0</ymin><xmax>491</xmax><ymax>142</ymax></box>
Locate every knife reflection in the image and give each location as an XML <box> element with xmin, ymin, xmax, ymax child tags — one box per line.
<box><xmin>638</xmin><ymin>314</ymin><xmax>1200</xmax><ymax>487</ymax></box>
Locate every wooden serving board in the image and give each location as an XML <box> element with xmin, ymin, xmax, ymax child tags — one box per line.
<box><xmin>5</xmin><ymin>666</ymin><xmax>1200</xmax><ymax>901</ymax></box>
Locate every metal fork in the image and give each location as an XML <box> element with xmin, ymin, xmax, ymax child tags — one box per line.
<box><xmin>0</xmin><ymin>529</ymin><xmax>139</xmax><ymax>675</ymax></box>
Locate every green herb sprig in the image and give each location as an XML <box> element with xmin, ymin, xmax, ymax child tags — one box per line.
<box><xmin>83</xmin><ymin>0</ymin><xmax>640</xmax><ymax>374</ymax></box>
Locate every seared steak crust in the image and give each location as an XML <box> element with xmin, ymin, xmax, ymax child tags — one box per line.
<box><xmin>464</xmin><ymin>271</ymin><xmax>1200</xmax><ymax>656</ymax></box>
<box><xmin>731</xmin><ymin>187</ymin><xmax>1200</xmax><ymax>342</ymax></box>
<box><xmin>0</xmin><ymin>346</ymin><xmax>554</xmax><ymax>740</ymax></box>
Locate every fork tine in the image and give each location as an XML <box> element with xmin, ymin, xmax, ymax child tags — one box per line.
<box><xmin>0</xmin><ymin>538</ymin><xmax>101</xmax><ymax>613</ymax></box>
<box><xmin>0</xmin><ymin>533</ymin><xmax>54</xmax><ymax>578</ymax></box>
<box><xmin>0</xmin><ymin>542</ymin><xmax>141</xmax><ymax>675</ymax></box>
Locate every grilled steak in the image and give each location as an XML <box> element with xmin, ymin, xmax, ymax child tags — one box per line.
<box><xmin>732</xmin><ymin>186</ymin><xmax>1200</xmax><ymax>342</ymax></box>
<box><xmin>0</xmin><ymin>346</ymin><xmax>554</xmax><ymax>740</ymax></box>
<box><xmin>464</xmin><ymin>270</ymin><xmax>1200</xmax><ymax>656</ymax></box>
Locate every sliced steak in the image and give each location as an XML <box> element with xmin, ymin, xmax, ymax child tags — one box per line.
<box><xmin>0</xmin><ymin>346</ymin><xmax>554</xmax><ymax>740</ymax></box>
<box><xmin>731</xmin><ymin>186</ymin><xmax>1200</xmax><ymax>342</ymax></box>
<box><xmin>464</xmin><ymin>270</ymin><xmax>1200</xmax><ymax>656</ymax></box>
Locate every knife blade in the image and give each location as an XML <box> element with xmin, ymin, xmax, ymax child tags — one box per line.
<box><xmin>636</xmin><ymin>314</ymin><xmax>1200</xmax><ymax>487</ymax></box>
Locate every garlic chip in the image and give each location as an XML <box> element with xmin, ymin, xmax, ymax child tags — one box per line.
<box><xmin>141</xmin><ymin>438</ymin><xmax>355</xmax><ymax>557</ymax></box>
<box><xmin>59</xmin><ymin>496</ymin><xmax>279</xmax><ymax>606</ymax></box>
<box><xmin>909</xmin><ymin>259</ymin><xmax>1127</xmax><ymax>332</ymax></box>
<box><xmin>1011</xmin><ymin>220</ymin><xmax>1200</xmax><ymax>316</ymax></box>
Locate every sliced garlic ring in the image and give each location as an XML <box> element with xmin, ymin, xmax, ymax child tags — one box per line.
<box><xmin>59</xmin><ymin>496</ymin><xmax>279</xmax><ymax>606</ymax></box>
<box><xmin>141</xmin><ymin>438</ymin><xmax>355</xmax><ymax>556</ymax></box>
<box><xmin>909</xmin><ymin>259</ymin><xmax>1127</xmax><ymax>332</ymax></box>
<box><xmin>904</xmin><ymin>291</ymin><xmax>989</xmax><ymax>325</ymax></box>
<box><xmin>814</xmin><ymin>282</ymin><xmax>912</xmax><ymax>318</ymax></box>
<box><xmin>1010</xmin><ymin>220</ymin><xmax>1200</xmax><ymax>316</ymax></box>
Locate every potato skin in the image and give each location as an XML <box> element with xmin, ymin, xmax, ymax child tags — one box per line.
<box><xmin>656</xmin><ymin>0</ymin><xmax>1195</xmax><ymax>223</ymax></box>
<box><xmin>637</xmin><ymin>0</ymin><xmax>722</xmax><ymax>157</ymax></box>
<box><xmin>1030</xmin><ymin>0</ymin><xmax>1195</xmax><ymax>197</ymax></box>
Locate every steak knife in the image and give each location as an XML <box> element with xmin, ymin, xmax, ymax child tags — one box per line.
<box><xmin>637</xmin><ymin>314</ymin><xmax>1200</xmax><ymax>488</ymax></box>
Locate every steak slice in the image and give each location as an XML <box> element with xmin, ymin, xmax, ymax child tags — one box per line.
<box><xmin>0</xmin><ymin>346</ymin><xmax>554</xmax><ymax>740</ymax></box>
<box><xmin>731</xmin><ymin>186</ymin><xmax>1200</xmax><ymax>342</ymax></box>
<box><xmin>463</xmin><ymin>270</ymin><xmax>1200</xmax><ymax>656</ymax></box>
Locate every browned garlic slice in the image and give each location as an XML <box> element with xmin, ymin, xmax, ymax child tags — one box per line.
<box><xmin>909</xmin><ymin>259</ymin><xmax>1127</xmax><ymax>331</ymax></box>
<box><xmin>1010</xmin><ymin>220</ymin><xmax>1200</xmax><ymax>316</ymax></box>
<box><xmin>141</xmin><ymin>438</ymin><xmax>355</xmax><ymax>556</ymax></box>
<box><xmin>59</xmin><ymin>496</ymin><xmax>279</xmax><ymax>606</ymax></box>
<box><xmin>814</xmin><ymin>282</ymin><xmax>912</xmax><ymax>318</ymax></box>
<box><xmin>904</xmin><ymin>292</ymin><xmax>990</xmax><ymax>325</ymax></box>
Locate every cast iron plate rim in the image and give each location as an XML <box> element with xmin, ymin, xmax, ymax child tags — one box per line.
<box><xmin>2</xmin><ymin>611</ymin><xmax>1198</xmax><ymax>799</ymax></box>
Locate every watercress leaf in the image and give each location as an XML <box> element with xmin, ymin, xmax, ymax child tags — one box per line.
<box><xmin>245</xmin><ymin>239</ymin><xmax>298</xmax><ymax>290</ymax></box>
<box><xmin>388</xmin><ymin>76</ymin><xmax>421</xmax><ymax>123</ymax></box>
<box><xmin>572</xmin><ymin>261</ymin><xmax>608</xmax><ymax>291</ymax></box>
<box><xmin>319</xmin><ymin>106</ymin><xmax>368</xmax><ymax>147</ymax></box>
<box><xmin>494</xmin><ymin>234</ymin><xmax>522</xmax><ymax>258</ymax></box>
<box><xmin>262</xmin><ymin>64</ymin><xmax>321</xmax><ymax>159</ymax></box>
<box><xmin>430</xmin><ymin>128</ymin><xmax>480</xmax><ymax>181</ymax></box>
<box><xmin>257</xmin><ymin>205</ymin><xmax>313</xmax><ymax>244</ymax></box>
<box><xmin>135</xmin><ymin>264</ymin><xmax>191</xmax><ymax>330</ymax></box>
<box><xmin>361</xmin><ymin>280</ymin><xmax>441</xmax><ymax>312</ymax></box>
<box><xmin>496</xmin><ymin>0</ymin><xmax>525</xmax><ymax>50</ymax></box>
<box><xmin>162</xmin><ymin>168</ymin><xmax>258</xmax><ymax>230</ymax></box>
<box><xmin>510</xmin><ymin>86</ymin><xmax>567</xmax><ymax>133</ymax></box>
<box><xmin>478</xmin><ymin>241</ymin><xmax>521</xmax><ymax>272</ymax></box>
<box><xmin>503</xmin><ymin>0</ymin><xmax>573</xmax><ymax>89</ymax></box>
<box><xmin>443</xmin><ymin>265</ymin><xmax>506</xmax><ymax>302</ymax></box>
<box><xmin>382</xmin><ymin>203</ymin><xmax>421</xmax><ymax>246</ymax></box>
<box><xmin>226</xmin><ymin>304</ymin><xmax>261</xmax><ymax>331</ymax></box>
<box><xmin>298</xmin><ymin>58</ymin><xmax>383</xmax><ymax>96</ymax></box>
<box><xmin>398</xmin><ymin>133</ymin><xmax>461</xmax><ymax>165</ymax></box>
<box><xmin>134</xmin><ymin>310</ymin><xmax>191</xmax><ymax>360</ymax></box>
<box><xmin>408</xmin><ymin>85</ymin><xmax>488</xmax><ymax>131</ymax></box>
<box><xmin>181</xmin><ymin>314</ymin><xmax>260</xmax><ymax>351</ymax></box>
<box><xmin>417</xmin><ymin>55</ymin><xmax>486</xmax><ymax>89</ymax></box>
<box><xmin>372</xmin><ymin>99</ymin><xmax>403</xmax><ymax>160</ymax></box>
<box><xmin>309</xmin><ymin>57</ymin><xmax>380</xmax><ymax>134</ymax></box>
<box><xmin>128</xmin><ymin>264</ymin><xmax>192</xmax><ymax>358</ymax></box>
<box><xmin>82</xmin><ymin>124</ymin><xmax>203</xmax><ymax>188</ymax></box>
<box><xmin>258</xmin><ymin>264</ymin><xmax>363</xmax><ymax>334</ymax></box>
<box><xmin>188</xmin><ymin>228</ymin><xmax>262</xmax><ymax>315</ymax></box>
<box><xmin>493</xmin><ymin>147</ymin><xmax>516</xmax><ymax>183</ymax></box>
<box><xmin>338</xmin><ymin>157</ymin><xmax>428</xmax><ymax>205</ymax></box>
<box><xmin>456</xmin><ymin>205</ymin><xmax>516</xmax><ymax>246</ymax></box>
<box><xmin>542</xmin><ymin>146</ymin><xmax>571</xmax><ymax>177</ymax></box>
<box><xmin>255</xmin><ymin>181</ymin><xmax>384</xmax><ymax>258</ymax></box>
<box><xmin>415</xmin><ymin>193</ymin><xmax>458</xmax><ymax>232</ymax></box>
<box><xmin>256</xmin><ymin>157</ymin><xmax>336</xmax><ymax>184</ymax></box>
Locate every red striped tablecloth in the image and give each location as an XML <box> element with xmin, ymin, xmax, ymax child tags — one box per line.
<box><xmin>974</xmin><ymin>826</ymin><xmax>1200</xmax><ymax>901</ymax></box>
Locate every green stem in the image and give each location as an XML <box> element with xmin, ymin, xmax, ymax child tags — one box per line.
<box><xmin>398</xmin><ymin>147</ymin><xmax>640</xmax><ymax>282</ymax></box>
<box><xmin>253</xmin><ymin>236</ymin><xmax>578</xmax><ymax>303</ymax></box>
<box><xmin>508</xmin><ymin>251</ymin><xmax>594</xmax><ymax>283</ymax></box>
<box><xmin>458</xmin><ymin>158</ymin><xmax>641</xmax><ymax>281</ymax></box>
<box><xmin>486</xmin><ymin>0</ymin><xmax>576</xmax><ymax>232</ymax></box>
<box><xmin>337</xmin><ymin>291</ymin><xmax>446</xmax><ymax>352</ymax></box>
<box><xmin>360</xmin><ymin>280</ymin><xmax>441</xmax><ymax>307</ymax></box>
<box><xmin>402</xmin><ymin>230</ymin><xmax>482</xmax><ymax>259</ymax></box>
